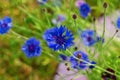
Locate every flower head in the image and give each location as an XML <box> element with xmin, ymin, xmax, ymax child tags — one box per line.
<box><xmin>59</xmin><ymin>54</ymin><xmax>67</xmax><ymax>61</ymax></box>
<box><xmin>43</xmin><ymin>25</ymin><xmax>74</xmax><ymax>51</ymax></box>
<box><xmin>97</xmin><ymin>36</ymin><xmax>105</xmax><ymax>43</ymax></box>
<box><xmin>52</xmin><ymin>14</ymin><xmax>66</xmax><ymax>25</ymax></box>
<box><xmin>22</xmin><ymin>37</ymin><xmax>42</xmax><ymax>58</ymax></box>
<box><xmin>0</xmin><ymin>17</ymin><xmax>12</xmax><ymax>35</ymax></box>
<box><xmin>37</xmin><ymin>0</ymin><xmax>47</xmax><ymax>4</ymax></box>
<box><xmin>81</xmin><ymin>30</ymin><xmax>96</xmax><ymax>46</ymax></box>
<box><xmin>116</xmin><ymin>17</ymin><xmax>120</xmax><ymax>29</ymax></box>
<box><xmin>70</xmin><ymin>51</ymin><xmax>89</xmax><ymax>69</ymax></box>
<box><xmin>89</xmin><ymin>61</ymin><xmax>96</xmax><ymax>69</ymax></box>
<box><xmin>79</xmin><ymin>3</ymin><xmax>91</xmax><ymax>18</ymax></box>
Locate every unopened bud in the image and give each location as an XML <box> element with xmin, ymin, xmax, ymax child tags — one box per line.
<box><xmin>116</xmin><ymin>30</ymin><xmax>119</xmax><ymax>33</ymax></box>
<box><xmin>67</xmin><ymin>67</ymin><xmax>70</xmax><ymax>71</ymax></box>
<box><xmin>93</xmin><ymin>17</ymin><xmax>96</xmax><ymax>21</ymax></box>
<box><xmin>103</xmin><ymin>2</ymin><xmax>108</xmax><ymax>8</ymax></box>
<box><xmin>72</xmin><ymin>14</ymin><xmax>77</xmax><ymax>19</ymax></box>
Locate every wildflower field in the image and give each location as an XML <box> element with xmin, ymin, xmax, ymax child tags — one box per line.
<box><xmin>0</xmin><ymin>0</ymin><xmax>120</xmax><ymax>80</ymax></box>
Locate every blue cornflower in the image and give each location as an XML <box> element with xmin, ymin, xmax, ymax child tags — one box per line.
<box><xmin>59</xmin><ymin>54</ymin><xmax>67</xmax><ymax>61</ymax></box>
<box><xmin>57</xmin><ymin>15</ymin><xmax>66</xmax><ymax>23</ymax></box>
<box><xmin>37</xmin><ymin>0</ymin><xmax>47</xmax><ymax>4</ymax></box>
<box><xmin>97</xmin><ymin>36</ymin><xmax>105</xmax><ymax>43</ymax></box>
<box><xmin>0</xmin><ymin>17</ymin><xmax>12</xmax><ymax>34</ymax></box>
<box><xmin>116</xmin><ymin>17</ymin><xmax>120</xmax><ymax>29</ymax></box>
<box><xmin>81</xmin><ymin>30</ymin><xmax>96</xmax><ymax>46</ymax></box>
<box><xmin>89</xmin><ymin>61</ymin><xmax>96</xmax><ymax>69</ymax></box>
<box><xmin>43</xmin><ymin>25</ymin><xmax>74</xmax><ymax>51</ymax></box>
<box><xmin>22</xmin><ymin>37</ymin><xmax>42</xmax><ymax>58</ymax></box>
<box><xmin>52</xmin><ymin>14</ymin><xmax>66</xmax><ymax>25</ymax></box>
<box><xmin>79</xmin><ymin>3</ymin><xmax>91</xmax><ymax>18</ymax></box>
<box><xmin>70</xmin><ymin>51</ymin><xmax>89</xmax><ymax>69</ymax></box>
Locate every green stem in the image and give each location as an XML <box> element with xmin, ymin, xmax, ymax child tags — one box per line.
<box><xmin>96</xmin><ymin>8</ymin><xmax>106</xmax><ymax>64</ymax></box>
<box><xmin>57</xmin><ymin>72</ymin><xmax>66</xmax><ymax>80</ymax></box>
<box><xmin>44</xmin><ymin>11</ymin><xmax>51</xmax><ymax>27</ymax></box>
<box><xmin>103</xmin><ymin>31</ymin><xmax>118</xmax><ymax>49</ymax></box>
<box><xmin>101</xmin><ymin>8</ymin><xmax>106</xmax><ymax>43</ymax></box>
<box><xmin>93</xmin><ymin>47</ymin><xmax>97</xmax><ymax>58</ymax></box>
<box><xmin>17</xmin><ymin>6</ymin><xmax>42</xmax><ymax>25</ymax></box>
<box><xmin>97</xmin><ymin>8</ymin><xmax>106</xmax><ymax>50</ymax></box>
<box><xmin>93</xmin><ymin>19</ymin><xmax>96</xmax><ymax>33</ymax></box>
<box><xmin>10</xmin><ymin>30</ymin><xmax>28</xmax><ymax>40</ymax></box>
<box><xmin>66</xmin><ymin>49</ymin><xmax>120</xmax><ymax>78</ymax></box>
<box><xmin>99</xmin><ymin>31</ymin><xmax>118</xmax><ymax>66</ymax></box>
<box><xmin>74</xmin><ymin>20</ymin><xmax>76</xmax><ymax>27</ymax></box>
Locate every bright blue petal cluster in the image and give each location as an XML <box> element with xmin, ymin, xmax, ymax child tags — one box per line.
<box><xmin>89</xmin><ymin>61</ymin><xmax>96</xmax><ymax>69</ymax></box>
<box><xmin>37</xmin><ymin>0</ymin><xmax>47</xmax><ymax>4</ymax></box>
<box><xmin>70</xmin><ymin>51</ymin><xmax>96</xmax><ymax>69</ymax></box>
<box><xmin>0</xmin><ymin>17</ymin><xmax>12</xmax><ymax>34</ymax></box>
<box><xmin>70</xmin><ymin>51</ymin><xmax>89</xmax><ymax>69</ymax></box>
<box><xmin>59</xmin><ymin>54</ymin><xmax>67</xmax><ymax>61</ymax></box>
<box><xmin>81</xmin><ymin>30</ymin><xmax>96</xmax><ymax>46</ymax></box>
<box><xmin>116</xmin><ymin>17</ymin><xmax>120</xmax><ymax>29</ymax></box>
<box><xmin>43</xmin><ymin>25</ymin><xmax>74</xmax><ymax>51</ymax></box>
<box><xmin>22</xmin><ymin>37</ymin><xmax>42</xmax><ymax>58</ymax></box>
<box><xmin>97</xmin><ymin>36</ymin><xmax>104</xmax><ymax>43</ymax></box>
<box><xmin>79</xmin><ymin>3</ymin><xmax>91</xmax><ymax>18</ymax></box>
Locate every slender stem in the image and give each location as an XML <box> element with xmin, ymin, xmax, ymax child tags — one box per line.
<box><xmin>93</xmin><ymin>19</ymin><xmax>96</xmax><ymax>33</ymax></box>
<box><xmin>62</xmin><ymin>70</ymin><xmax>79</xmax><ymax>78</ymax></box>
<box><xmin>57</xmin><ymin>72</ymin><xmax>66</xmax><ymax>80</ymax></box>
<box><xmin>92</xmin><ymin>18</ymin><xmax>97</xmax><ymax>58</ymax></box>
<box><xmin>70</xmin><ymin>0</ymin><xmax>73</xmax><ymax>11</ymax></box>
<box><xmin>101</xmin><ymin>8</ymin><xmax>106</xmax><ymax>42</ymax></box>
<box><xmin>66</xmin><ymin>49</ymin><xmax>120</xmax><ymax>78</ymax></box>
<box><xmin>100</xmin><ymin>31</ymin><xmax>117</xmax><ymax>66</ymax></box>
<box><xmin>96</xmin><ymin>8</ymin><xmax>106</xmax><ymax>64</ymax></box>
<box><xmin>10</xmin><ymin>30</ymin><xmax>28</xmax><ymax>40</ymax></box>
<box><xmin>97</xmin><ymin>8</ymin><xmax>106</xmax><ymax>50</ymax></box>
<box><xmin>93</xmin><ymin>47</ymin><xmax>97</xmax><ymax>58</ymax></box>
<box><xmin>70</xmin><ymin>71</ymin><xmax>83</xmax><ymax>80</ymax></box>
<box><xmin>74</xmin><ymin>20</ymin><xmax>76</xmax><ymax>27</ymax></box>
<box><xmin>103</xmin><ymin>31</ymin><xmax>118</xmax><ymax>49</ymax></box>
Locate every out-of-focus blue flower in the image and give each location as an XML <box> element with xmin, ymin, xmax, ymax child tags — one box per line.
<box><xmin>37</xmin><ymin>0</ymin><xmax>47</xmax><ymax>4</ymax></box>
<box><xmin>59</xmin><ymin>54</ymin><xmax>67</xmax><ymax>61</ymax></box>
<box><xmin>43</xmin><ymin>25</ymin><xmax>74</xmax><ymax>51</ymax></box>
<box><xmin>0</xmin><ymin>17</ymin><xmax>12</xmax><ymax>34</ymax></box>
<box><xmin>116</xmin><ymin>17</ymin><xmax>120</xmax><ymax>29</ymax></box>
<box><xmin>22</xmin><ymin>37</ymin><xmax>42</xmax><ymax>58</ymax></box>
<box><xmin>70</xmin><ymin>51</ymin><xmax>89</xmax><ymax>69</ymax></box>
<box><xmin>97</xmin><ymin>36</ymin><xmax>105</xmax><ymax>43</ymax></box>
<box><xmin>81</xmin><ymin>30</ymin><xmax>96</xmax><ymax>46</ymax></box>
<box><xmin>89</xmin><ymin>61</ymin><xmax>96</xmax><ymax>69</ymax></box>
<box><xmin>52</xmin><ymin>14</ymin><xmax>66</xmax><ymax>25</ymax></box>
<box><xmin>79</xmin><ymin>3</ymin><xmax>91</xmax><ymax>18</ymax></box>
<box><xmin>75</xmin><ymin>0</ymin><xmax>85</xmax><ymax>8</ymax></box>
<box><xmin>57</xmin><ymin>15</ymin><xmax>66</xmax><ymax>23</ymax></box>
